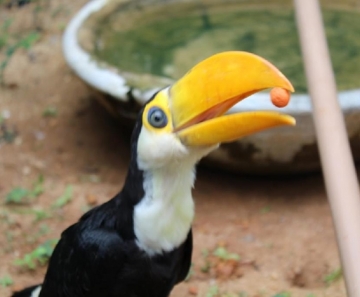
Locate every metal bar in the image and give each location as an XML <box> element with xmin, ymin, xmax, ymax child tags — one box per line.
<box><xmin>293</xmin><ymin>0</ymin><xmax>360</xmax><ymax>296</ymax></box>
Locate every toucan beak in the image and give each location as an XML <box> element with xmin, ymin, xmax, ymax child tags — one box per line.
<box><xmin>169</xmin><ymin>51</ymin><xmax>295</xmax><ymax>146</ymax></box>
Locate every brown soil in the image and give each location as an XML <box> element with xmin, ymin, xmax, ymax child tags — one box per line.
<box><xmin>0</xmin><ymin>1</ymin><xmax>354</xmax><ymax>296</ymax></box>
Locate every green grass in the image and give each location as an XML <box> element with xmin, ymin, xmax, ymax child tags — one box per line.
<box><xmin>5</xmin><ymin>175</ymin><xmax>44</xmax><ymax>204</ymax></box>
<box><xmin>0</xmin><ymin>115</ymin><xmax>17</xmax><ymax>144</ymax></box>
<box><xmin>213</xmin><ymin>246</ymin><xmax>240</xmax><ymax>261</ymax></box>
<box><xmin>0</xmin><ymin>29</ymin><xmax>40</xmax><ymax>83</ymax></box>
<box><xmin>206</xmin><ymin>285</ymin><xmax>219</xmax><ymax>297</ymax></box>
<box><xmin>5</xmin><ymin>187</ymin><xmax>30</xmax><ymax>204</ymax></box>
<box><xmin>52</xmin><ymin>185</ymin><xmax>73</xmax><ymax>208</ymax></box>
<box><xmin>260</xmin><ymin>206</ymin><xmax>271</xmax><ymax>214</ymax></box>
<box><xmin>0</xmin><ymin>14</ymin><xmax>41</xmax><ymax>84</ymax></box>
<box><xmin>32</xmin><ymin>208</ymin><xmax>51</xmax><ymax>221</ymax></box>
<box><xmin>324</xmin><ymin>268</ymin><xmax>342</xmax><ymax>285</ymax></box>
<box><xmin>0</xmin><ymin>275</ymin><xmax>13</xmax><ymax>287</ymax></box>
<box><xmin>42</xmin><ymin>106</ymin><xmax>58</xmax><ymax>117</ymax></box>
<box><xmin>14</xmin><ymin>239</ymin><xmax>58</xmax><ymax>270</ymax></box>
<box><xmin>272</xmin><ymin>292</ymin><xmax>291</xmax><ymax>297</ymax></box>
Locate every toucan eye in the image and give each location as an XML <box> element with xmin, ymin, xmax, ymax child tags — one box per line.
<box><xmin>148</xmin><ymin>107</ymin><xmax>168</xmax><ymax>128</ymax></box>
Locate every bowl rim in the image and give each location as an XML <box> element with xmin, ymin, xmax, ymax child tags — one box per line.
<box><xmin>62</xmin><ymin>0</ymin><xmax>360</xmax><ymax>114</ymax></box>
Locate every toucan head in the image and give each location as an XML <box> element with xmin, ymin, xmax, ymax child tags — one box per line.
<box><xmin>136</xmin><ymin>51</ymin><xmax>295</xmax><ymax>171</ymax></box>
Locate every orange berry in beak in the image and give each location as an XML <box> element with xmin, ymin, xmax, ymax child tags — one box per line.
<box><xmin>270</xmin><ymin>87</ymin><xmax>291</xmax><ymax>108</ymax></box>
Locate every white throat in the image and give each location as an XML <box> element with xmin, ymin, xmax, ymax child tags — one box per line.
<box><xmin>134</xmin><ymin>161</ymin><xmax>196</xmax><ymax>255</ymax></box>
<box><xmin>134</xmin><ymin>125</ymin><xmax>217</xmax><ymax>255</ymax></box>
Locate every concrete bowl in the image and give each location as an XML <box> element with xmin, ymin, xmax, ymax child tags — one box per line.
<box><xmin>62</xmin><ymin>0</ymin><xmax>360</xmax><ymax>174</ymax></box>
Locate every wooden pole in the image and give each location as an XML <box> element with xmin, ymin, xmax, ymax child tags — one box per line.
<box><xmin>293</xmin><ymin>0</ymin><xmax>360</xmax><ymax>296</ymax></box>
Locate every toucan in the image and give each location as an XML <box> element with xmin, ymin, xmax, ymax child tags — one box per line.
<box><xmin>12</xmin><ymin>51</ymin><xmax>295</xmax><ymax>297</ymax></box>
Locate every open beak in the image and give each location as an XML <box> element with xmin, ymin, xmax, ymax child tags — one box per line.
<box><xmin>169</xmin><ymin>51</ymin><xmax>295</xmax><ymax>146</ymax></box>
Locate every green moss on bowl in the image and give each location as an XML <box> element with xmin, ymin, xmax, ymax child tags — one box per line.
<box><xmin>92</xmin><ymin>1</ymin><xmax>360</xmax><ymax>93</ymax></box>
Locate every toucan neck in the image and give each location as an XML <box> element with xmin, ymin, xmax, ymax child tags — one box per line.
<box><xmin>133</xmin><ymin>160</ymin><xmax>196</xmax><ymax>255</ymax></box>
<box><xmin>143</xmin><ymin>161</ymin><xmax>196</xmax><ymax>204</ymax></box>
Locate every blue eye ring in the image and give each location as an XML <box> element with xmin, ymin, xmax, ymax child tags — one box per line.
<box><xmin>147</xmin><ymin>107</ymin><xmax>168</xmax><ymax>128</ymax></box>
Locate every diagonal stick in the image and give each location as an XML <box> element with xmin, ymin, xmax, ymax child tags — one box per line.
<box><xmin>293</xmin><ymin>0</ymin><xmax>360</xmax><ymax>296</ymax></box>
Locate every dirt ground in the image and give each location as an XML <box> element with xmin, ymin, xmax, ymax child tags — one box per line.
<box><xmin>0</xmin><ymin>1</ymin><xmax>357</xmax><ymax>296</ymax></box>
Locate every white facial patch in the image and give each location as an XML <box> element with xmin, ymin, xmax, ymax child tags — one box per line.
<box><xmin>134</xmin><ymin>126</ymin><xmax>217</xmax><ymax>255</ymax></box>
<box><xmin>137</xmin><ymin>126</ymin><xmax>189</xmax><ymax>170</ymax></box>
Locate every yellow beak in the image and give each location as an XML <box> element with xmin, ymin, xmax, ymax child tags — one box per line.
<box><xmin>169</xmin><ymin>51</ymin><xmax>296</xmax><ymax>146</ymax></box>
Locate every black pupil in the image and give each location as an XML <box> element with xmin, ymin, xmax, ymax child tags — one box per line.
<box><xmin>148</xmin><ymin>107</ymin><xmax>167</xmax><ymax>128</ymax></box>
<box><xmin>153</xmin><ymin>112</ymin><xmax>162</xmax><ymax>122</ymax></box>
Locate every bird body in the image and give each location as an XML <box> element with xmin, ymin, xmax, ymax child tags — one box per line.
<box><xmin>38</xmin><ymin>197</ymin><xmax>193</xmax><ymax>297</ymax></box>
<box><xmin>12</xmin><ymin>51</ymin><xmax>295</xmax><ymax>297</ymax></box>
<box><xmin>27</xmin><ymin>117</ymin><xmax>193</xmax><ymax>297</ymax></box>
